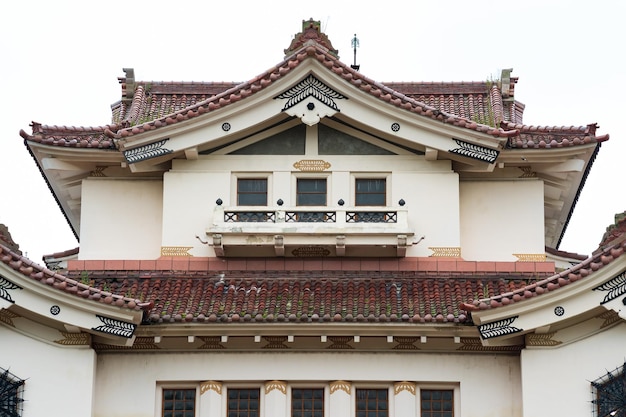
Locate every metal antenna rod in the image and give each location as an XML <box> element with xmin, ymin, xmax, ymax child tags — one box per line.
<box><xmin>351</xmin><ymin>34</ymin><xmax>360</xmax><ymax>71</ymax></box>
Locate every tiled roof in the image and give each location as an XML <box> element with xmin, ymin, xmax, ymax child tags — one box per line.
<box><xmin>19</xmin><ymin>122</ymin><xmax>117</xmax><ymax>149</ymax></box>
<box><xmin>0</xmin><ymin>241</ymin><xmax>150</xmax><ymax>312</ymax></box>
<box><xmin>62</xmin><ymin>269</ymin><xmax>547</xmax><ymax>325</ymax></box>
<box><xmin>19</xmin><ymin>21</ymin><xmax>608</xmax><ymax>152</ymax></box>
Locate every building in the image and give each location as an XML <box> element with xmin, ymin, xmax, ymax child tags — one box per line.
<box><xmin>2</xmin><ymin>19</ymin><xmax>625</xmax><ymax>417</ymax></box>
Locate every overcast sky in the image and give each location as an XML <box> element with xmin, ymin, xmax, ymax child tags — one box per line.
<box><xmin>1</xmin><ymin>0</ymin><xmax>625</xmax><ymax>262</ymax></box>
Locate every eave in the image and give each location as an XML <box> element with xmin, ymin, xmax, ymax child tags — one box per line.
<box><xmin>466</xmin><ymin>241</ymin><xmax>626</xmax><ymax>347</ymax></box>
<box><xmin>0</xmin><ymin>243</ymin><xmax>146</xmax><ymax>346</ymax></box>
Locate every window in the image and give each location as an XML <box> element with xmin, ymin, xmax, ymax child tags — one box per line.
<box><xmin>0</xmin><ymin>367</ymin><xmax>25</xmax><ymax>417</ymax></box>
<box><xmin>355</xmin><ymin>179</ymin><xmax>386</xmax><ymax>206</ymax></box>
<box><xmin>420</xmin><ymin>389</ymin><xmax>453</xmax><ymax>417</ymax></box>
<box><xmin>292</xmin><ymin>388</ymin><xmax>324</xmax><ymax>417</ymax></box>
<box><xmin>238</xmin><ymin>179</ymin><xmax>268</xmax><ymax>206</ymax></box>
<box><xmin>162</xmin><ymin>388</ymin><xmax>196</xmax><ymax>417</ymax></box>
<box><xmin>356</xmin><ymin>388</ymin><xmax>388</xmax><ymax>417</ymax></box>
<box><xmin>592</xmin><ymin>362</ymin><xmax>626</xmax><ymax>417</ymax></box>
<box><xmin>297</xmin><ymin>179</ymin><xmax>327</xmax><ymax>206</ymax></box>
<box><xmin>228</xmin><ymin>388</ymin><xmax>260</xmax><ymax>417</ymax></box>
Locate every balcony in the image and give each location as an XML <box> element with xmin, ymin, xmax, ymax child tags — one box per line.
<box><xmin>207</xmin><ymin>205</ymin><xmax>415</xmax><ymax>257</ymax></box>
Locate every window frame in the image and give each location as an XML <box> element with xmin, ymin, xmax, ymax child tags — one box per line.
<box><xmin>296</xmin><ymin>178</ymin><xmax>328</xmax><ymax>207</ymax></box>
<box><xmin>352</xmin><ymin>385</ymin><xmax>392</xmax><ymax>417</ymax></box>
<box><xmin>418</xmin><ymin>385</ymin><xmax>459</xmax><ymax>417</ymax></box>
<box><xmin>226</xmin><ymin>386</ymin><xmax>262</xmax><ymax>417</ymax></box>
<box><xmin>157</xmin><ymin>384</ymin><xmax>199</xmax><ymax>417</ymax></box>
<box><xmin>234</xmin><ymin>174</ymin><xmax>272</xmax><ymax>207</ymax></box>
<box><xmin>293</xmin><ymin>174</ymin><xmax>330</xmax><ymax>207</ymax></box>
<box><xmin>290</xmin><ymin>386</ymin><xmax>326</xmax><ymax>417</ymax></box>
<box><xmin>351</xmin><ymin>173</ymin><xmax>390</xmax><ymax>207</ymax></box>
<box><xmin>355</xmin><ymin>178</ymin><xmax>387</xmax><ymax>207</ymax></box>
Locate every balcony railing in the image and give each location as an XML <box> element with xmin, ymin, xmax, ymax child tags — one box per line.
<box><xmin>222</xmin><ymin>207</ymin><xmax>400</xmax><ymax>224</ymax></box>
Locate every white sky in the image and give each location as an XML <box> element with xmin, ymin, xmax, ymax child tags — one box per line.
<box><xmin>1</xmin><ymin>0</ymin><xmax>625</xmax><ymax>262</ymax></box>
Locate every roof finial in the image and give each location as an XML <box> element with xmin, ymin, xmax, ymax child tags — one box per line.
<box><xmin>351</xmin><ymin>34</ymin><xmax>360</xmax><ymax>71</ymax></box>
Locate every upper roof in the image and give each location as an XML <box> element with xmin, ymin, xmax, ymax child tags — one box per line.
<box><xmin>19</xmin><ymin>18</ymin><xmax>608</xmax><ymax>248</ymax></box>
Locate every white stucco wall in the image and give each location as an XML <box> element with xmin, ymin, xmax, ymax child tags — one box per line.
<box><xmin>93</xmin><ymin>351</ymin><xmax>522</xmax><ymax>417</ymax></box>
<box><xmin>79</xmin><ymin>178</ymin><xmax>163</xmax><ymax>259</ymax></box>
<box><xmin>521</xmin><ymin>322</ymin><xmax>626</xmax><ymax>417</ymax></box>
<box><xmin>459</xmin><ymin>180</ymin><xmax>545</xmax><ymax>261</ymax></box>
<box><xmin>0</xmin><ymin>325</ymin><xmax>96</xmax><ymax>417</ymax></box>
<box><xmin>164</xmin><ymin>155</ymin><xmax>461</xmax><ymax>258</ymax></box>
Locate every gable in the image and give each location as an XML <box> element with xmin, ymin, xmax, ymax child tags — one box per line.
<box><xmin>227</xmin><ymin>123</ymin><xmax>399</xmax><ymax>156</ymax></box>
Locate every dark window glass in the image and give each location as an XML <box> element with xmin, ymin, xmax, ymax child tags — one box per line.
<box><xmin>355</xmin><ymin>179</ymin><xmax>386</xmax><ymax>206</ymax></box>
<box><xmin>297</xmin><ymin>179</ymin><xmax>327</xmax><ymax>206</ymax></box>
<box><xmin>0</xmin><ymin>368</ymin><xmax>25</xmax><ymax>417</ymax></box>
<box><xmin>162</xmin><ymin>388</ymin><xmax>195</xmax><ymax>417</ymax></box>
<box><xmin>228</xmin><ymin>388</ymin><xmax>260</xmax><ymax>417</ymax></box>
<box><xmin>421</xmin><ymin>389</ymin><xmax>453</xmax><ymax>417</ymax></box>
<box><xmin>292</xmin><ymin>388</ymin><xmax>324</xmax><ymax>417</ymax></box>
<box><xmin>238</xmin><ymin>179</ymin><xmax>268</xmax><ymax>206</ymax></box>
<box><xmin>356</xmin><ymin>389</ymin><xmax>388</xmax><ymax>417</ymax></box>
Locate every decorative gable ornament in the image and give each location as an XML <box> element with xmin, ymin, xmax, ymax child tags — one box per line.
<box><xmin>275</xmin><ymin>74</ymin><xmax>347</xmax><ymax>126</ymax></box>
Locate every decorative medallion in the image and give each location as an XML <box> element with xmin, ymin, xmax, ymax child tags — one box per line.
<box><xmin>428</xmin><ymin>247</ymin><xmax>461</xmax><ymax>258</ymax></box>
<box><xmin>327</xmin><ymin>336</ymin><xmax>354</xmax><ymax>350</ymax></box>
<box><xmin>50</xmin><ymin>305</ymin><xmax>61</xmax><ymax>316</ymax></box>
<box><xmin>0</xmin><ymin>277</ymin><xmax>22</xmax><ymax>303</ymax></box>
<box><xmin>123</xmin><ymin>138</ymin><xmax>173</xmax><ymax>164</ymax></box>
<box><xmin>293</xmin><ymin>159</ymin><xmax>331</xmax><ymax>171</ymax></box>
<box><xmin>54</xmin><ymin>331</ymin><xmax>91</xmax><ymax>346</ymax></box>
<box><xmin>263</xmin><ymin>336</ymin><xmax>289</xmax><ymax>349</ymax></box>
<box><xmin>591</xmin><ymin>361</ymin><xmax>626</xmax><ymax>417</ymax></box>
<box><xmin>513</xmin><ymin>253</ymin><xmax>547</xmax><ymax>262</ymax></box>
<box><xmin>198</xmin><ymin>336</ymin><xmax>226</xmax><ymax>350</ymax></box>
<box><xmin>593</xmin><ymin>272</ymin><xmax>626</xmax><ymax>305</ymax></box>
<box><xmin>477</xmin><ymin>316</ymin><xmax>522</xmax><ymax>340</ymax></box>
<box><xmin>222</xmin><ymin>122</ymin><xmax>231</xmax><ymax>131</ymax></box>
<box><xmin>526</xmin><ymin>332</ymin><xmax>562</xmax><ymax>347</ymax></box>
<box><xmin>330</xmin><ymin>380</ymin><xmax>351</xmax><ymax>395</ymax></box>
<box><xmin>554</xmin><ymin>306</ymin><xmax>565</xmax><ymax>316</ymax></box>
<box><xmin>92</xmin><ymin>315</ymin><xmax>136</xmax><ymax>338</ymax></box>
<box><xmin>292</xmin><ymin>247</ymin><xmax>331</xmax><ymax>257</ymax></box>
<box><xmin>200</xmin><ymin>381</ymin><xmax>222</xmax><ymax>395</ymax></box>
<box><xmin>265</xmin><ymin>380</ymin><xmax>287</xmax><ymax>395</ymax></box>
<box><xmin>392</xmin><ymin>337</ymin><xmax>420</xmax><ymax>350</ymax></box>
<box><xmin>449</xmin><ymin>139</ymin><xmax>499</xmax><ymax>164</ymax></box>
<box><xmin>394</xmin><ymin>381</ymin><xmax>416</xmax><ymax>396</ymax></box>
<box><xmin>391</xmin><ymin>123</ymin><xmax>400</xmax><ymax>132</ymax></box>
<box><xmin>160</xmin><ymin>246</ymin><xmax>193</xmax><ymax>257</ymax></box>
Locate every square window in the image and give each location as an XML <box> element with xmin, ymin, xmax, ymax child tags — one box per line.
<box><xmin>162</xmin><ymin>388</ymin><xmax>195</xmax><ymax>417</ymax></box>
<box><xmin>228</xmin><ymin>388</ymin><xmax>260</xmax><ymax>417</ymax></box>
<box><xmin>356</xmin><ymin>389</ymin><xmax>388</xmax><ymax>417</ymax></box>
<box><xmin>355</xmin><ymin>179</ymin><xmax>386</xmax><ymax>206</ymax></box>
<box><xmin>238</xmin><ymin>179</ymin><xmax>268</xmax><ymax>206</ymax></box>
<box><xmin>420</xmin><ymin>389</ymin><xmax>454</xmax><ymax>417</ymax></box>
<box><xmin>297</xmin><ymin>179</ymin><xmax>327</xmax><ymax>206</ymax></box>
<box><xmin>292</xmin><ymin>388</ymin><xmax>324</xmax><ymax>417</ymax></box>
